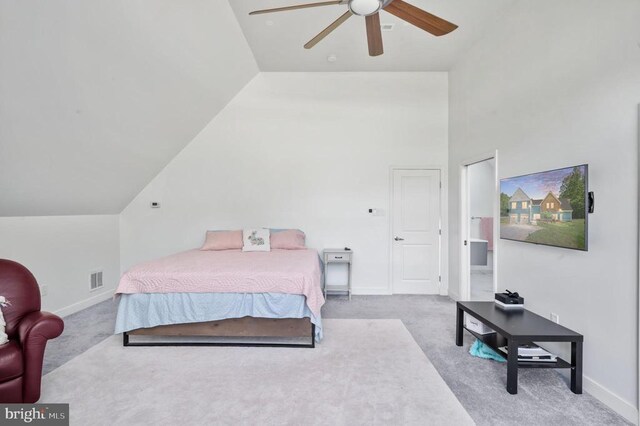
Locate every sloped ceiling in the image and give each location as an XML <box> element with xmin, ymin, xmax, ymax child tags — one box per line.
<box><xmin>229</xmin><ymin>0</ymin><xmax>515</xmax><ymax>71</ymax></box>
<box><xmin>0</xmin><ymin>0</ymin><xmax>258</xmax><ymax>216</ymax></box>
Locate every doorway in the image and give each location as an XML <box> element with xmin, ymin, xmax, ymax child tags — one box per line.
<box><xmin>460</xmin><ymin>156</ymin><xmax>498</xmax><ymax>300</ymax></box>
<box><xmin>391</xmin><ymin>168</ymin><xmax>441</xmax><ymax>294</ymax></box>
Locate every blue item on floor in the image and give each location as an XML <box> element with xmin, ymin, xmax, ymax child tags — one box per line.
<box><xmin>469</xmin><ymin>339</ymin><xmax>506</xmax><ymax>362</ymax></box>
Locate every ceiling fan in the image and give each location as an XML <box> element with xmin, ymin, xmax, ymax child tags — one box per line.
<box><xmin>249</xmin><ymin>0</ymin><xmax>458</xmax><ymax>57</ymax></box>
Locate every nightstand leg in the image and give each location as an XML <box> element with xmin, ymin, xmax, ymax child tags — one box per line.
<box><xmin>322</xmin><ymin>259</ymin><xmax>327</xmax><ymax>300</ymax></box>
<box><xmin>348</xmin><ymin>263</ymin><xmax>352</xmax><ymax>301</ymax></box>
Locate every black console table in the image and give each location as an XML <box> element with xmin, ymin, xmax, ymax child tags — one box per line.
<box><xmin>456</xmin><ymin>301</ymin><xmax>583</xmax><ymax>395</ymax></box>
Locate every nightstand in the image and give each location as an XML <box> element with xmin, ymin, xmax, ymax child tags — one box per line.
<box><xmin>323</xmin><ymin>249</ymin><xmax>352</xmax><ymax>300</ymax></box>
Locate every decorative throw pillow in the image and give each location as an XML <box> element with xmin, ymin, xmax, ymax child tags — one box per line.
<box><xmin>201</xmin><ymin>230</ymin><xmax>243</xmax><ymax>251</ymax></box>
<box><xmin>242</xmin><ymin>228</ymin><xmax>271</xmax><ymax>252</ymax></box>
<box><xmin>271</xmin><ymin>229</ymin><xmax>306</xmax><ymax>249</ymax></box>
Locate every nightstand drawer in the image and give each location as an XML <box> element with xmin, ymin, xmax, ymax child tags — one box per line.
<box><xmin>326</xmin><ymin>253</ymin><xmax>351</xmax><ymax>262</ymax></box>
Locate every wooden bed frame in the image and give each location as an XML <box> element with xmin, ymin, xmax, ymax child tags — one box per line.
<box><xmin>122</xmin><ymin>317</ymin><xmax>315</xmax><ymax>348</ymax></box>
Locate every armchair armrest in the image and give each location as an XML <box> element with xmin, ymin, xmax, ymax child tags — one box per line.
<box><xmin>17</xmin><ymin>311</ymin><xmax>64</xmax><ymax>403</ymax></box>
<box><xmin>18</xmin><ymin>311</ymin><xmax>64</xmax><ymax>344</ymax></box>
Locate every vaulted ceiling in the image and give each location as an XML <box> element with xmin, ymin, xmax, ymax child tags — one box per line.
<box><xmin>229</xmin><ymin>0</ymin><xmax>515</xmax><ymax>71</ymax></box>
<box><xmin>0</xmin><ymin>0</ymin><xmax>514</xmax><ymax>216</ymax></box>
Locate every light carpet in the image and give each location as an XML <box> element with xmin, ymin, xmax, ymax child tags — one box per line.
<box><xmin>41</xmin><ymin>319</ymin><xmax>473</xmax><ymax>426</ymax></box>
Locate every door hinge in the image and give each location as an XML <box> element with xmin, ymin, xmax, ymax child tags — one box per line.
<box><xmin>439</xmin><ymin>275</ymin><xmax>441</xmax><ymax>282</ymax></box>
<box><xmin>439</xmin><ymin>181</ymin><xmax>442</xmax><ymax>189</ymax></box>
<box><xmin>439</xmin><ymin>228</ymin><xmax>442</xmax><ymax>235</ymax></box>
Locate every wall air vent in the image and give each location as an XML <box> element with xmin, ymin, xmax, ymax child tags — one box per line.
<box><xmin>90</xmin><ymin>271</ymin><xmax>103</xmax><ymax>291</ymax></box>
<box><xmin>381</xmin><ymin>23</ymin><xmax>395</xmax><ymax>31</ymax></box>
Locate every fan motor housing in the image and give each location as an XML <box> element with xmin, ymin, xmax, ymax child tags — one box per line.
<box><xmin>348</xmin><ymin>0</ymin><xmax>383</xmax><ymax>16</ymax></box>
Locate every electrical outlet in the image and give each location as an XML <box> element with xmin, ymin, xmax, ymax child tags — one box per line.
<box><xmin>40</xmin><ymin>285</ymin><xmax>48</xmax><ymax>297</ymax></box>
<box><xmin>550</xmin><ymin>313</ymin><xmax>560</xmax><ymax>324</ymax></box>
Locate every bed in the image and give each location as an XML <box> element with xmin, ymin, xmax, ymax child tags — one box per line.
<box><xmin>114</xmin><ymin>248</ymin><xmax>324</xmax><ymax>347</ymax></box>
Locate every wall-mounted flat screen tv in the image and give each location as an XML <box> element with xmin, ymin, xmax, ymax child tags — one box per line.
<box><xmin>500</xmin><ymin>165</ymin><xmax>588</xmax><ymax>251</ymax></box>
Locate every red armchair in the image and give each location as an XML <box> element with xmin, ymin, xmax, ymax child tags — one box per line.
<box><xmin>0</xmin><ymin>259</ymin><xmax>64</xmax><ymax>403</ymax></box>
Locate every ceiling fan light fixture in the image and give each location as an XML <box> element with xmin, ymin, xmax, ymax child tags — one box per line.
<box><xmin>348</xmin><ymin>0</ymin><xmax>382</xmax><ymax>16</ymax></box>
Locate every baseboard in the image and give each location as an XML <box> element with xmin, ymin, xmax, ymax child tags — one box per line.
<box><xmin>54</xmin><ymin>288</ymin><xmax>116</xmax><ymax>318</ymax></box>
<box><xmin>583</xmin><ymin>374</ymin><xmax>638</xmax><ymax>424</ymax></box>
<box><xmin>351</xmin><ymin>287</ymin><xmax>392</xmax><ymax>296</ymax></box>
<box><xmin>439</xmin><ymin>284</ymin><xmax>449</xmax><ymax>296</ymax></box>
<box><xmin>448</xmin><ymin>289</ymin><xmax>461</xmax><ymax>301</ymax></box>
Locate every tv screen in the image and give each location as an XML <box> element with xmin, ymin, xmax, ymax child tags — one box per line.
<box><xmin>500</xmin><ymin>165</ymin><xmax>588</xmax><ymax>251</ymax></box>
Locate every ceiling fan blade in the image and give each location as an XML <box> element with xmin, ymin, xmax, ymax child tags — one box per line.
<box><xmin>249</xmin><ymin>1</ymin><xmax>342</xmax><ymax>15</ymax></box>
<box><xmin>304</xmin><ymin>11</ymin><xmax>352</xmax><ymax>49</ymax></box>
<box><xmin>383</xmin><ymin>0</ymin><xmax>458</xmax><ymax>36</ymax></box>
<box><xmin>365</xmin><ymin>13</ymin><xmax>383</xmax><ymax>56</ymax></box>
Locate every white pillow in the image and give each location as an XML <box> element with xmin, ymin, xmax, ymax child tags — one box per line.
<box><xmin>242</xmin><ymin>228</ymin><xmax>271</xmax><ymax>252</ymax></box>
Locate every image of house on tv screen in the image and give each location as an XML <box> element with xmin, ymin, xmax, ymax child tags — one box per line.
<box><xmin>500</xmin><ymin>165</ymin><xmax>588</xmax><ymax>250</ymax></box>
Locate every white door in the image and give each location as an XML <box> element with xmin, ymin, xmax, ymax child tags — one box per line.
<box><xmin>392</xmin><ymin>169</ymin><xmax>441</xmax><ymax>294</ymax></box>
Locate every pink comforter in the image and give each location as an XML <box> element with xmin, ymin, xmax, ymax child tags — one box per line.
<box><xmin>115</xmin><ymin>249</ymin><xmax>325</xmax><ymax>317</ymax></box>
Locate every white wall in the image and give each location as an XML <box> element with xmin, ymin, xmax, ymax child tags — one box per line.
<box><xmin>448</xmin><ymin>0</ymin><xmax>640</xmax><ymax>421</ymax></box>
<box><xmin>120</xmin><ymin>72</ymin><xmax>449</xmax><ymax>295</ymax></box>
<box><xmin>0</xmin><ymin>215</ymin><xmax>120</xmax><ymax>316</ymax></box>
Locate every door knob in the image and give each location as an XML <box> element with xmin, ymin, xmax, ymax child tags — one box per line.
<box><xmin>394</xmin><ymin>237</ymin><xmax>404</xmax><ymax>241</ymax></box>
